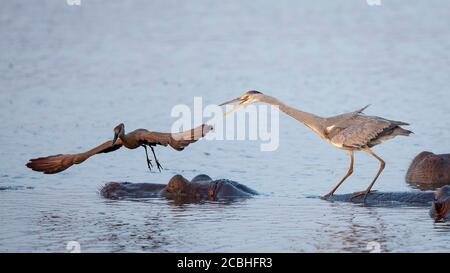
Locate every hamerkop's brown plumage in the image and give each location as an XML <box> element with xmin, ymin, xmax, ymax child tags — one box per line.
<box><xmin>220</xmin><ymin>90</ymin><xmax>413</xmax><ymax>201</ymax></box>
<box><xmin>26</xmin><ymin>123</ymin><xmax>213</xmax><ymax>174</ymax></box>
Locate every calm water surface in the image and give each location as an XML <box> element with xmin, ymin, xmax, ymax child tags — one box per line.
<box><xmin>1</xmin><ymin>0</ymin><xmax>449</xmax><ymax>252</ymax></box>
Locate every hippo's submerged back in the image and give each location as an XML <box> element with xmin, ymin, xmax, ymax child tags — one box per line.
<box><xmin>326</xmin><ymin>191</ymin><xmax>435</xmax><ymax>206</ymax></box>
<box><xmin>101</xmin><ymin>182</ymin><xmax>166</xmax><ymax>199</ymax></box>
<box><xmin>325</xmin><ymin>186</ymin><xmax>450</xmax><ymax>221</ymax></box>
<box><xmin>209</xmin><ymin>179</ymin><xmax>258</xmax><ymax>200</ymax></box>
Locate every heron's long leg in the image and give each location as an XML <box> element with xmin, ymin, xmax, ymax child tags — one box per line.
<box><xmin>352</xmin><ymin>148</ymin><xmax>385</xmax><ymax>202</ymax></box>
<box><xmin>322</xmin><ymin>151</ymin><xmax>354</xmax><ymax>199</ymax></box>
<box><xmin>364</xmin><ymin>149</ymin><xmax>385</xmax><ymax>193</ymax></box>
<box><xmin>150</xmin><ymin>146</ymin><xmax>163</xmax><ymax>172</ymax></box>
<box><xmin>142</xmin><ymin>145</ymin><xmax>153</xmax><ymax>171</ymax></box>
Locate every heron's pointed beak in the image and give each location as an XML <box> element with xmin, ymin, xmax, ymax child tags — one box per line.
<box><xmin>219</xmin><ymin>97</ymin><xmax>248</xmax><ymax>116</ymax></box>
<box><xmin>112</xmin><ymin>133</ymin><xmax>119</xmax><ymax>145</ymax></box>
<box><xmin>219</xmin><ymin>97</ymin><xmax>243</xmax><ymax>106</ymax></box>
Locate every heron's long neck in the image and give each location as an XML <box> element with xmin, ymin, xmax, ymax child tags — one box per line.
<box><xmin>261</xmin><ymin>95</ymin><xmax>326</xmax><ymax>138</ymax></box>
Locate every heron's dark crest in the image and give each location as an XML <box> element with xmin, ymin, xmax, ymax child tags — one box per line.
<box><xmin>246</xmin><ymin>90</ymin><xmax>262</xmax><ymax>95</ymax></box>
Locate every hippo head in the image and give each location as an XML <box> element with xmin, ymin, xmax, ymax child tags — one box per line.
<box><xmin>161</xmin><ymin>175</ymin><xmax>210</xmax><ymax>202</ymax></box>
<box><xmin>406</xmin><ymin>152</ymin><xmax>450</xmax><ymax>188</ymax></box>
<box><xmin>165</xmin><ymin>175</ymin><xmax>190</xmax><ymax>196</ymax></box>
<box><xmin>432</xmin><ymin>186</ymin><xmax>450</xmax><ymax>221</ymax></box>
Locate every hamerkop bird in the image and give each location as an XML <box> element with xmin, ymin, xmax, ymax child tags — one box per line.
<box><xmin>220</xmin><ymin>91</ymin><xmax>413</xmax><ymax>201</ymax></box>
<box><xmin>26</xmin><ymin>123</ymin><xmax>213</xmax><ymax>174</ymax></box>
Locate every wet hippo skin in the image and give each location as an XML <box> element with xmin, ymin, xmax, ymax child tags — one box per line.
<box><xmin>325</xmin><ymin>186</ymin><xmax>450</xmax><ymax>221</ymax></box>
<box><xmin>429</xmin><ymin>186</ymin><xmax>450</xmax><ymax>221</ymax></box>
<box><xmin>406</xmin><ymin>152</ymin><xmax>450</xmax><ymax>189</ymax></box>
<box><xmin>101</xmin><ymin>174</ymin><xmax>258</xmax><ymax>201</ymax></box>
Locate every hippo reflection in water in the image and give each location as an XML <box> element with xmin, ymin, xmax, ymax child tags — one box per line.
<box><xmin>101</xmin><ymin>174</ymin><xmax>258</xmax><ymax>201</ymax></box>
<box><xmin>406</xmin><ymin>151</ymin><xmax>450</xmax><ymax>190</ymax></box>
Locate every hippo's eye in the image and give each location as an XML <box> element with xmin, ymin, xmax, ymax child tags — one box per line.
<box><xmin>166</xmin><ymin>186</ymin><xmax>175</xmax><ymax>193</ymax></box>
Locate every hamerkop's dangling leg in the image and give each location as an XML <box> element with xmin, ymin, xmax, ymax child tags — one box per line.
<box><xmin>351</xmin><ymin>148</ymin><xmax>385</xmax><ymax>202</ymax></box>
<box><xmin>322</xmin><ymin>150</ymin><xmax>354</xmax><ymax>199</ymax></box>
<box><xmin>150</xmin><ymin>146</ymin><xmax>163</xmax><ymax>172</ymax></box>
<box><xmin>142</xmin><ymin>145</ymin><xmax>153</xmax><ymax>171</ymax></box>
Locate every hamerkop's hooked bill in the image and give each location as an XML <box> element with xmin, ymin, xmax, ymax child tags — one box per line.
<box><xmin>26</xmin><ymin>124</ymin><xmax>213</xmax><ymax>174</ymax></box>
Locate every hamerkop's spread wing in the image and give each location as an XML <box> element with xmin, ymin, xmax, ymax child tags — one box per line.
<box><xmin>26</xmin><ymin>124</ymin><xmax>212</xmax><ymax>174</ymax></box>
<box><xmin>26</xmin><ymin>140</ymin><xmax>123</xmax><ymax>174</ymax></box>
<box><xmin>136</xmin><ymin>124</ymin><xmax>213</xmax><ymax>151</ymax></box>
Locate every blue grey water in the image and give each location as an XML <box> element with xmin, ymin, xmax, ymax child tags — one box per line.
<box><xmin>1</xmin><ymin>0</ymin><xmax>449</xmax><ymax>252</ymax></box>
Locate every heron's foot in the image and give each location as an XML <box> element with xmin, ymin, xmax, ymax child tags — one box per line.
<box><xmin>350</xmin><ymin>190</ymin><xmax>377</xmax><ymax>202</ymax></box>
<box><xmin>350</xmin><ymin>191</ymin><xmax>367</xmax><ymax>201</ymax></box>
<box><xmin>321</xmin><ymin>192</ymin><xmax>334</xmax><ymax>200</ymax></box>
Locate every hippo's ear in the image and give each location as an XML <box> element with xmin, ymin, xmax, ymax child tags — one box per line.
<box><xmin>191</xmin><ymin>174</ymin><xmax>212</xmax><ymax>183</ymax></box>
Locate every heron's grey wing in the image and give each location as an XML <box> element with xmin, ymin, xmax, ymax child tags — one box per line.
<box><xmin>137</xmin><ymin>124</ymin><xmax>213</xmax><ymax>151</ymax></box>
<box><xmin>325</xmin><ymin>104</ymin><xmax>371</xmax><ymax>127</ymax></box>
<box><xmin>26</xmin><ymin>140</ymin><xmax>123</xmax><ymax>174</ymax></box>
<box><xmin>329</xmin><ymin>115</ymin><xmax>393</xmax><ymax>148</ymax></box>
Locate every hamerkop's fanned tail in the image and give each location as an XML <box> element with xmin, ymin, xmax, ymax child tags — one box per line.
<box><xmin>26</xmin><ymin>140</ymin><xmax>122</xmax><ymax>174</ymax></box>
